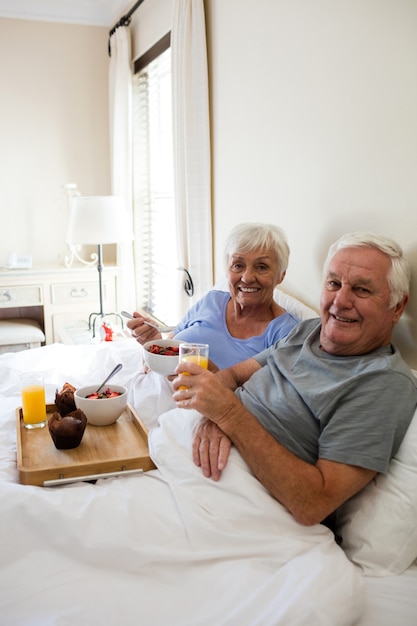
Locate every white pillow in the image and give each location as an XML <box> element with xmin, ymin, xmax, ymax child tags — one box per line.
<box><xmin>273</xmin><ymin>288</ymin><xmax>318</xmax><ymax>321</ymax></box>
<box><xmin>335</xmin><ymin>384</ymin><xmax>417</xmax><ymax>576</ymax></box>
<box><xmin>212</xmin><ymin>280</ymin><xmax>318</xmax><ymax>322</ymax></box>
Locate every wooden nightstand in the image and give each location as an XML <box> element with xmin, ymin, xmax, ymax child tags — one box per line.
<box><xmin>0</xmin><ymin>265</ymin><xmax>120</xmax><ymax>344</ymax></box>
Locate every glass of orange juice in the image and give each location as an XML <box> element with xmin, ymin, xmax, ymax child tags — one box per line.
<box><xmin>178</xmin><ymin>343</ymin><xmax>209</xmax><ymax>389</ymax></box>
<box><xmin>21</xmin><ymin>373</ymin><xmax>47</xmax><ymax>429</ymax></box>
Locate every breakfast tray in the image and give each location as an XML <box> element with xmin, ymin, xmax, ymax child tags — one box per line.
<box><xmin>16</xmin><ymin>403</ymin><xmax>156</xmax><ymax>487</ymax></box>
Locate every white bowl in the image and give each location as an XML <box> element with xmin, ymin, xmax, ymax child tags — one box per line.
<box><xmin>142</xmin><ymin>339</ymin><xmax>181</xmax><ymax>376</ymax></box>
<box><xmin>74</xmin><ymin>384</ymin><xmax>128</xmax><ymax>426</ymax></box>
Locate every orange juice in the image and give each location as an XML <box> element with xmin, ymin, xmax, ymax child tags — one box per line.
<box><xmin>181</xmin><ymin>354</ymin><xmax>209</xmax><ymax>369</ymax></box>
<box><xmin>178</xmin><ymin>343</ymin><xmax>209</xmax><ymax>389</ymax></box>
<box><xmin>21</xmin><ymin>381</ymin><xmax>46</xmax><ymax>428</ymax></box>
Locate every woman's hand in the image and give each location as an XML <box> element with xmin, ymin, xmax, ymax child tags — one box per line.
<box><xmin>192</xmin><ymin>418</ymin><xmax>232</xmax><ymax>480</ymax></box>
<box><xmin>126</xmin><ymin>312</ymin><xmax>162</xmax><ymax>344</ymax></box>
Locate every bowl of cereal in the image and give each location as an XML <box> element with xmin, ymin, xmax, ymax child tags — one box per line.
<box><xmin>74</xmin><ymin>384</ymin><xmax>128</xmax><ymax>426</ymax></box>
<box><xmin>142</xmin><ymin>339</ymin><xmax>181</xmax><ymax>376</ymax></box>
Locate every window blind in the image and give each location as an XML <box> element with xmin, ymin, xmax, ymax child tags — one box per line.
<box><xmin>133</xmin><ymin>47</ymin><xmax>180</xmax><ymax>325</ymax></box>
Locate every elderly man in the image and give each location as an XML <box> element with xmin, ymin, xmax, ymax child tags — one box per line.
<box><xmin>172</xmin><ymin>232</ymin><xmax>417</xmax><ymax>526</ymax></box>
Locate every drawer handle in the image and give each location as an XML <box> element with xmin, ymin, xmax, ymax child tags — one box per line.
<box><xmin>0</xmin><ymin>291</ymin><xmax>11</xmax><ymax>302</ymax></box>
<box><xmin>70</xmin><ymin>288</ymin><xmax>89</xmax><ymax>298</ymax></box>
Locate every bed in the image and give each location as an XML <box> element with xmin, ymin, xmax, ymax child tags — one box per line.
<box><xmin>0</xmin><ymin>291</ymin><xmax>416</xmax><ymax>625</ymax></box>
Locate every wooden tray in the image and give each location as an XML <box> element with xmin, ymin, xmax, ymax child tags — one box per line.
<box><xmin>16</xmin><ymin>403</ymin><xmax>156</xmax><ymax>487</ymax></box>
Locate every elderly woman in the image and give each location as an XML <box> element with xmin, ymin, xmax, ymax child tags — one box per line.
<box><xmin>127</xmin><ymin>223</ymin><xmax>299</xmax><ymax>369</ymax></box>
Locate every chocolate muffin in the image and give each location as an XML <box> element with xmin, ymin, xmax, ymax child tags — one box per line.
<box><xmin>48</xmin><ymin>409</ymin><xmax>87</xmax><ymax>450</ymax></box>
<box><xmin>55</xmin><ymin>382</ymin><xmax>77</xmax><ymax>417</ymax></box>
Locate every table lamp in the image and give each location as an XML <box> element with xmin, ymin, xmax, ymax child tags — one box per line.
<box><xmin>66</xmin><ymin>195</ymin><xmax>133</xmax><ymax>336</ymax></box>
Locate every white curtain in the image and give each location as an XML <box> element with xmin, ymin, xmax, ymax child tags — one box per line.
<box><xmin>171</xmin><ymin>0</ymin><xmax>213</xmax><ymax>313</ymax></box>
<box><xmin>109</xmin><ymin>26</ymin><xmax>136</xmax><ymax>313</ymax></box>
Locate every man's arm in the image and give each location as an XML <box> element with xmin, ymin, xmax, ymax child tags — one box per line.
<box><xmin>212</xmin><ymin>357</ymin><xmax>261</xmax><ymax>390</ymax></box>
<box><xmin>218</xmin><ymin>404</ymin><xmax>376</xmax><ymax>525</ymax></box>
<box><xmin>173</xmin><ymin>364</ymin><xmax>376</xmax><ymax>526</ymax></box>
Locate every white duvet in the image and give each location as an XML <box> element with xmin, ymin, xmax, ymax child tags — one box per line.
<box><xmin>0</xmin><ymin>342</ymin><xmax>364</xmax><ymax>625</ymax></box>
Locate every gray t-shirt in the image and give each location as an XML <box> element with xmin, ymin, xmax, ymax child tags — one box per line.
<box><xmin>236</xmin><ymin>318</ymin><xmax>417</xmax><ymax>473</ymax></box>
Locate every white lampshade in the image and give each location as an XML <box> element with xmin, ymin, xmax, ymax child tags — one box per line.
<box><xmin>66</xmin><ymin>196</ymin><xmax>133</xmax><ymax>245</ymax></box>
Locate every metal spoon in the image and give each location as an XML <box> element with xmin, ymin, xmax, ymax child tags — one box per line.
<box><xmin>95</xmin><ymin>363</ymin><xmax>123</xmax><ymax>394</ymax></box>
<box><xmin>120</xmin><ymin>311</ymin><xmax>176</xmax><ymax>333</ymax></box>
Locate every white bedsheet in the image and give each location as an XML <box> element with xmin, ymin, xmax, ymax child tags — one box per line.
<box><xmin>0</xmin><ymin>342</ymin><xmax>373</xmax><ymax>625</ymax></box>
<box><xmin>359</xmin><ymin>564</ymin><xmax>417</xmax><ymax>626</ymax></box>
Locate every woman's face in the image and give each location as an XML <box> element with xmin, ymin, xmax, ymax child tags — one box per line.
<box><xmin>226</xmin><ymin>248</ymin><xmax>284</xmax><ymax>308</ymax></box>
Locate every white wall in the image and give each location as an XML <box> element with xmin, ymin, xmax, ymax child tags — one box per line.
<box><xmin>205</xmin><ymin>0</ymin><xmax>417</xmax><ymax>367</ymax></box>
<box><xmin>0</xmin><ymin>18</ymin><xmax>111</xmax><ymax>266</ymax></box>
<box><xmin>130</xmin><ymin>0</ymin><xmax>173</xmax><ymax>61</ymax></box>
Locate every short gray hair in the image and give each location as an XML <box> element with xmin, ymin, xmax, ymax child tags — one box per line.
<box><xmin>323</xmin><ymin>232</ymin><xmax>410</xmax><ymax>308</ymax></box>
<box><xmin>224</xmin><ymin>223</ymin><xmax>290</xmax><ymax>275</ymax></box>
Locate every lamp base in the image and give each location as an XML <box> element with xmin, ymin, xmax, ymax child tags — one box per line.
<box><xmin>64</xmin><ymin>244</ymin><xmax>98</xmax><ymax>268</ymax></box>
<box><xmin>88</xmin><ymin>312</ymin><xmax>124</xmax><ymax>338</ymax></box>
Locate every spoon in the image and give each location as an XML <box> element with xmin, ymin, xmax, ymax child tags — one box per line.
<box><xmin>95</xmin><ymin>363</ymin><xmax>123</xmax><ymax>394</ymax></box>
<box><xmin>120</xmin><ymin>311</ymin><xmax>176</xmax><ymax>333</ymax></box>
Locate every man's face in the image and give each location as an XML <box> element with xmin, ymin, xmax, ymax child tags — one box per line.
<box><xmin>319</xmin><ymin>246</ymin><xmax>407</xmax><ymax>356</ymax></box>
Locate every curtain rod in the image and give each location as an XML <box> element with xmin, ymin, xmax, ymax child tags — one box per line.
<box><xmin>108</xmin><ymin>0</ymin><xmax>146</xmax><ymax>55</ymax></box>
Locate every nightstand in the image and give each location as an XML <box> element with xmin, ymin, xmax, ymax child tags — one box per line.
<box><xmin>0</xmin><ymin>265</ymin><xmax>120</xmax><ymax>344</ymax></box>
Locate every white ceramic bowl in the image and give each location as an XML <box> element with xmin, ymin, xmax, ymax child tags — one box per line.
<box><xmin>142</xmin><ymin>339</ymin><xmax>181</xmax><ymax>376</ymax></box>
<box><xmin>74</xmin><ymin>384</ymin><xmax>128</xmax><ymax>426</ymax></box>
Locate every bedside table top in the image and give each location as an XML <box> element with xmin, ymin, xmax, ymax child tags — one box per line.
<box><xmin>54</xmin><ymin>318</ymin><xmax>133</xmax><ymax>345</ymax></box>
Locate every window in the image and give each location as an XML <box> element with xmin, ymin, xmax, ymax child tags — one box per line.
<box><xmin>132</xmin><ymin>35</ymin><xmax>180</xmax><ymax>325</ymax></box>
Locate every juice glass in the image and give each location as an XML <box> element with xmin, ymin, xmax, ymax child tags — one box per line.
<box><xmin>179</xmin><ymin>343</ymin><xmax>209</xmax><ymax>389</ymax></box>
<box><xmin>21</xmin><ymin>373</ymin><xmax>47</xmax><ymax>429</ymax></box>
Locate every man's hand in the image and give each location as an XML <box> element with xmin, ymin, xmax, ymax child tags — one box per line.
<box><xmin>172</xmin><ymin>362</ymin><xmax>240</xmax><ymax>427</ymax></box>
<box><xmin>192</xmin><ymin>419</ymin><xmax>232</xmax><ymax>480</ymax></box>
<box><xmin>172</xmin><ymin>357</ymin><xmax>260</xmax><ymax>418</ymax></box>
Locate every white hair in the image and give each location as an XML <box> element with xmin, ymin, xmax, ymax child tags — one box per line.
<box><xmin>323</xmin><ymin>232</ymin><xmax>410</xmax><ymax>308</ymax></box>
<box><xmin>224</xmin><ymin>223</ymin><xmax>290</xmax><ymax>275</ymax></box>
